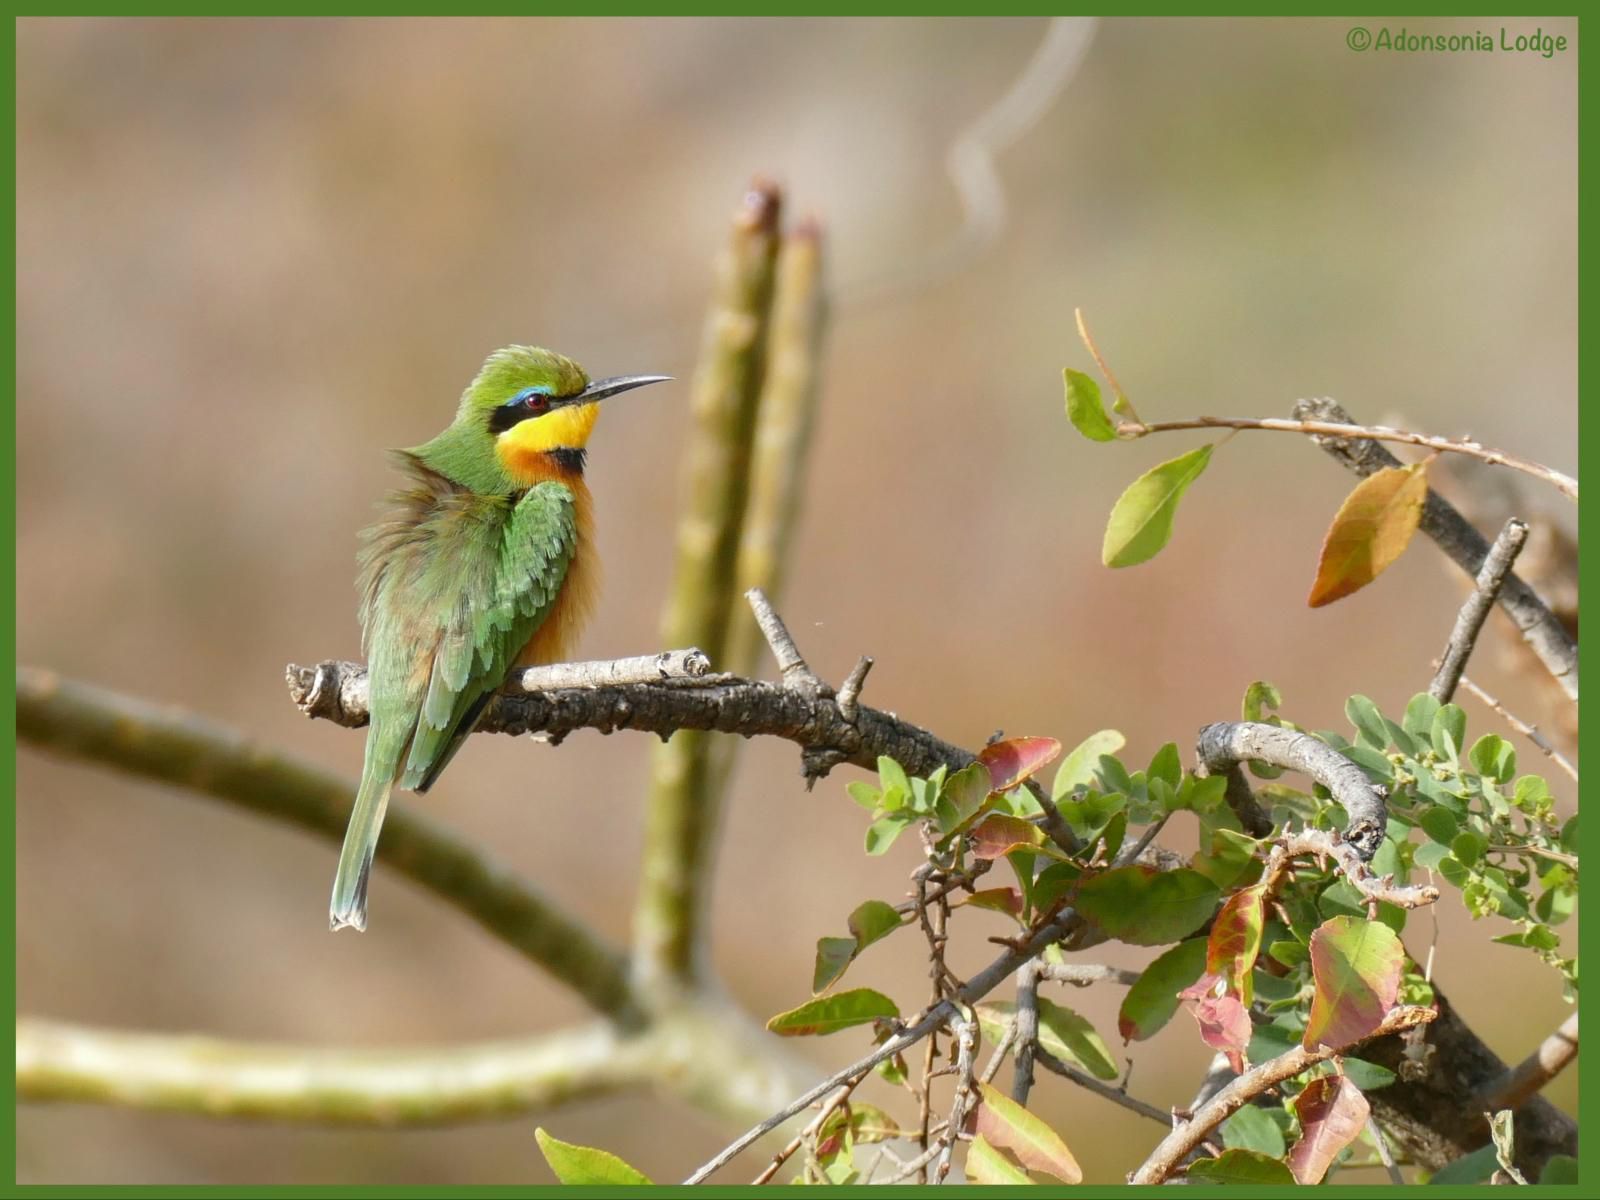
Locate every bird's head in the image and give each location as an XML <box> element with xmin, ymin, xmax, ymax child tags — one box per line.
<box><xmin>413</xmin><ymin>346</ymin><xmax>669</xmax><ymax>493</ymax></box>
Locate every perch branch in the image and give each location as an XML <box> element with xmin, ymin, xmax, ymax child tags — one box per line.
<box><xmin>1010</xmin><ymin>961</ymin><xmax>1041</xmax><ymax>1105</ymax></box>
<box><xmin>1429</xmin><ymin>518</ymin><xmax>1529</xmax><ymax>703</ymax></box>
<box><xmin>638</xmin><ymin>180</ymin><xmax>783</xmax><ymax>988</ymax></box>
<box><xmin>18</xmin><ymin>668</ymin><xmax>641</xmax><ymax>1022</ymax></box>
<box><xmin>1294</xmin><ymin>397</ymin><xmax>1577</xmax><ymax>702</ymax></box>
<box><xmin>1129</xmin><ymin>1005</ymin><xmax>1438</xmax><ymax>1184</ymax></box>
<box><xmin>1123</xmin><ymin>415</ymin><xmax>1575</xmax><ymax>501</ymax></box>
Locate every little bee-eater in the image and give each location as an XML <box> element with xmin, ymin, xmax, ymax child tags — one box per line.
<box><xmin>330</xmin><ymin>346</ymin><xmax>669</xmax><ymax>932</ymax></box>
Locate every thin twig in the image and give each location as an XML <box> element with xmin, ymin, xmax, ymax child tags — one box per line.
<box><xmin>1129</xmin><ymin>1006</ymin><xmax>1438</xmax><ymax>1184</ymax></box>
<box><xmin>1034</xmin><ymin>1048</ymin><xmax>1171</xmax><ymax>1126</ymax></box>
<box><xmin>745</xmin><ymin>586</ymin><xmax>823</xmax><ymax>694</ymax></box>
<box><xmin>1037</xmin><ymin>963</ymin><xmax>1143</xmax><ymax>987</ymax></box>
<box><xmin>751</xmin><ymin>1080</ymin><xmax>857</xmax><ymax>1185</ymax></box>
<box><xmin>1295</xmin><ymin>397</ymin><xmax>1577</xmax><ymax>702</ymax></box>
<box><xmin>1477</xmin><ymin>1013</ymin><xmax>1578</xmax><ymax>1113</ymax></box>
<box><xmin>933</xmin><ymin>1012</ymin><xmax>979</xmax><ymax>1182</ymax></box>
<box><xmin>1367</xmin><ymin>1116</ymin><xmax>1405</xmax><ymax>1185</ymax></box>
<box><xmin>1125</xmin><ymin>415</ymin><xmax>1575</xmax><ymax>501</ymax></box>
<box><xmin>1429</xmin><ymin>518</ymin><xmax>1530</xmax><ymax>703</ymax></box>
<box><xmin>1456</xmin><ymin>674</ymin><xmax>1577</xmax><ymax>782</ymax></box>
<box><xmin>836</xmin><ymin>655</ymin><xmax>874</xmax><ymax>724</ymax></box>
<box><xmin>1074</xmin><ymin>307</ymin><xmax>1139</xmax><ymax>422</ymax></box>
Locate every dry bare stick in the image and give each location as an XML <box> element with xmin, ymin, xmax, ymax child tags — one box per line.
<box><xmin>750</xmin><ymin>1080</ymin><xmax>856</xmax><ymax>1186</ymax></box>
<box><xmin>638</xmin><ymin>180</ymin><xmax>782</xmax><ymax>988</ymax></box>
<box><xmin>1033</xmin><ymin>1048</ymin><xmax>1170</xmax><ymax>1126</ymax></box>
<box><xmin>1295</xmin><ymin>397</ymin><xmax>1577</xmax><ymax>702</ymax></box>
<box><xmin>1477</xmin><ymin>1013</ymin><xmax>1578</xmax><ymax>1114</ymax></box>
<box><xmin>1129</xmin><ymin>1006</ymin><xmax>1438</xmax><ymax>1184</ymax></box>
<box><xmin>1455</xmin><ymin>674</ymin><xmax>1577</xmax><ymax>783</ymax></box>
<box><xmin>1429</xmin><ymin>518</ymin><xmax>1529</xmax><ymax>703</ymax></box>
<box><xmin>1037</xmin><ymin>963</ymin><xmax>1142</xmax><ymax>987</ymax></box>
<box><xmin>1122</xmin><ymin>415</ymin><xmax>1575</xmax><ymax>501</ymax></box>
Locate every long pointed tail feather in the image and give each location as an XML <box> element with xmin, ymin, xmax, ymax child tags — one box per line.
<box><xmin>329</xmin><ymin>765</ymin><xmax>392</xmax><ymax>932</ymax></box>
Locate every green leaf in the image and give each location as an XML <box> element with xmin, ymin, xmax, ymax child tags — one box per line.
<box><xmin>1539</xmin><ymin>1155</ymin><xmax>1579</xmax><ymax>1184</ymax></box>
<box><xmin>1341</xmin><ymin>1056</ymin><xmax>1397</xmax><ymax>1091</ymax></box>
<box><xmin>1450</xmin><ymin>830</ymin><xmax>1486</xmax><ymax>868</ymax></box>
<box><xmin>864</xmin><ymin>813</ymin><xmax>912</xmax><ymax>855</ymax></box>
<box><xmin>812</xmin><ymin>937</ymin><xmax>857</xmax><ymax>994</ymax></box>
<box><xmin>1304</xmin><ymin>916</ymin><xmax>1403</xmax><ymax>1048</ymax></box>
<box><xmin>973</xmin><ymin>1082</ymin><xmax>1082</xmax><ymax>1182</ymax></box>
<box><xmin>1430</xmin><ymin>704</ymin><xmax>1466</xmax><ymax>760</ymax></box>
<box><xmin>845</xmin><ymin>780</ymin><xmax>880</xmax><ymax>810</ymax></box>
<box><xmin>1147</xmin><ymin>742</ymin><xmax>1182</xmax><ymax>789</ymax></box>
<box><xmin>1029</xmin><ymin>862</ymin><xmax>1082</xmax><ymax>912</ymax></box>
<box><xmin>877</xmin><ymin>755</ymin><xmax>910</xmax><ymax>799</ymax></box>
<box><xmin>535</xmin><ymin>1129</ymin><xmax>652</xmax><ymax>1185</ymax></box>
<box><xmin>1418</xmin><ymin>805</ymin><xmax>1460</xmax><ymax>846</ymax></box>
<box><xmin>1307</xmin><ymin>463</ymin><xmax>1428</xmax><ymax>607</ymax></box>
<box><xmin>766</xmin><ymin>988</ymin><xmax>899</xmax><ymax>1036</ymax></box>
<box><xmin>1402</xmin><ymin>692</ymin><xmax>1440</xmax><ymax>741</ymax></box>
<box><xmin>1118</xmin><ymin>937</ymin><xmax>1209</xmax><ymax>1041</ymax></box>
<box><xmin>971</xmin><ymin>813</ymin><xmax>1048</xmax><ymax>860</ymax></box>
<box><xmin>1344</xmin><ymin>695</ymin><xmax>1389</xmax><ymax>751</ymax></box>
<box><xmin>1077</xmin><ymin>867</ymin><xmax>1221</xmax><ymax>946</ymax></box>
<box><xmin>1186</xmin><ymin>1149</ymin><xmax>1296</xmax><ymax>1186</ymax></box>
<box><xmin>1037</xmin><ymin>998</ymin><xmax>1119</xmax><ymax>1080</ymax></box>
<box><xmin>966</xmin><ymin>1133</ymin><xmax>1035</xmax><ymax>1185</ymax></box>
<box><xmin>936</xmin><ymin>762</ymin><xmax>993</xmax><ymax>835</ymax></box>
<box><xmin>962</xmin><ymin>887</ymin><xmax>1026</xmax><ymax>919</ymax></box>
<box><xmin>1064</xmin><ymin>368</ymin><xmax>1117</xmax><ymax>442</ymax></box>
<box><xmin>1052</xmin><ymin>731</ymin><xmax>1126</xmax><ymax>800</ymax></box>
<box><xmin>1221</xmin><ymin>1104</ymin><xmax>1287</xmax><ymax>1157</ymax></box>
<box><xmin>1101</xmin><ymin>444</ymin><xmax>1214</xmax><ymax>568</ymax></box>
<box><xmin>1427</xmin><ymin>1143</ymin><xmax>1498</xmax><ymax>1185</ymax></box>
<box><xmin>1468</xmin><ymin>734</ymin><xmax>1516</xmax><ymax>783</ymax></box>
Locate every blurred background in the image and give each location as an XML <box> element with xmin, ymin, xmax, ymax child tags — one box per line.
<box><xmin>16</xmin><ymin>15</ymin><xmax>1576</xmax><ymax>1185</ymax></box>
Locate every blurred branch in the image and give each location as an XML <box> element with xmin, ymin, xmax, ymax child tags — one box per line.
<box><xmin>1295</xmin><ymin>398</ymin><xmax>1578</xmax><ymax>702</ymax></box>
<box><xmin>1124</xmin><ymin>414</ymin><xmax>1576</xmax><ymax>501</ymax></box>
<box><xmin>1477</xmin><ymin>1013</ymin><xmax>1578</xmax><ymax>1114</ymax></box>
<box><xmin>637</xmin><ymin>181</ymin><xmax>782</xmax><ymax>989</ymax></box>
<box><xmin>724</xmin><ymin>219</ymin><xmax>828</xmax><ymax>675</ymax></box>
<box><xmin>17</xmin><ymin>996</ymin><xmax>815</xmax><ymax>1133</ymax></box>
<box><xmin>16</xmin><ymin>1018</ymin><xmax>657</xmax><ymax>1125</ymax></box>
<box><xmin>17</xmin><ymin>667</ymin><xmax>641</xmax><ymax>1023</ymax></box>
<box><xmin>1429</xmin><ymin>518</ymin><xmax>1528</xmax><ymax>703</ymax></box>
<box><xmin>1129</xmin><ymin>1006</ymin><xmax>1438</xmax><ymax>1185</ymax></box>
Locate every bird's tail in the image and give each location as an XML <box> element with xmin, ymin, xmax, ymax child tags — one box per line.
<box><xmin>330</xmin><ymin>760</ymin><xmax>393</xmax><ymax>932</ymax></box>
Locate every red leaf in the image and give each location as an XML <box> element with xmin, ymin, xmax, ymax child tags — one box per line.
<box><xmin>979</xmin><ymin>737</ymin><xmax>1062</xmax><ymax>792</ymax></box>
<box><xmin>1287</xmin><ymin>1074</ymin><xmax>1371</xmax><ymax>1184</ymax></box>
<box><xmin>961</xmin><ymin>887</ymin><xmax>1025</xmax><ymax>918</ymax></box>
<box><xmin>1206</xmin><ymin>884</ymin><xmax>1268</xmax><ymax>1005</ymax></box>
<box><xmin>1178</xmin><ymin>973</ymin><xmax>1252</xmax><ymax>1073</ymax></box>
<box><xmin>1304</xmin><ymin>917</ymin><xmax>1403</xmax><ymax>1049</ymax></box>
<box><xmin>970</xmin><ymin>813</ymin><xmax>1045</xmax><ymax>860</ymax></box>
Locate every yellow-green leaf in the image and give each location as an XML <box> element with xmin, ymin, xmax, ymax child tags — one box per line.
<box><xmin>1065</xmin><ymin>368</ymin><xmax>1118</xmax><ymax>442</ymax></box>
<box><xmin>1307</xmin><ymin>463</ymin><xmax>1428</xmax><ymax>607</ymax></box>
<box><xmin>1102</xmin><ymin>445</ymin><xmax>1214</xmax><ymax>568</ymax></box>
<box><xmin>967</xmin><ymin>1133</ymin><xmax>1036</xmax><ymax>1184</ymax></box>
<box><xmin>1303</xmin><ymin>916</ymin><xmax>1403</xmax><ymax>1049</ymax></box>
<box><xmin>973</xmin><ymin>1082</ymin><xmax>1082</xmax><ymax>1183</ymax></box>
<box><xmin>767</xmin><ymin>988</ymin><xmax>899</xmax><ymax>1036</ymax></box>
<box><xmin>535</xmin><ymin>1128</ymin><xmax>652</xmax><ymax>1185</ymax></box>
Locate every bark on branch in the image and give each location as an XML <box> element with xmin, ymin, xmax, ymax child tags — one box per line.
<box><xmin>1295</xmin><ymin>397</ymin><xmax>1577</xmax><ymax>702</ymax></box>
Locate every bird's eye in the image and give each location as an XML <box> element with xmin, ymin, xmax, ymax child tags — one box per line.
<box><xmin>519</xmin><ymin>388</ymin><xmax>549</xmax><ymax>412</ymax></box>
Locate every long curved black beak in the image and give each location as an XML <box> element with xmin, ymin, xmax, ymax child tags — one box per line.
<box><xmin>561</xmin><ymin>374</ymin><xmax>673</xmax><ymax>407</ymax></box>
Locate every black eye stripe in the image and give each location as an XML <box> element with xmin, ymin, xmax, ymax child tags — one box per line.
<box><xmin>488</xmin><ymin>389</ymin><xmax>553</xmax><ymax>434</ymax></box>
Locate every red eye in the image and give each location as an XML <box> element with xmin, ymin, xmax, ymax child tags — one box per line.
<box><xmin>524</xmin><ymin>393</ymin><xmax>548</xmax><ymax>412</ymax></box>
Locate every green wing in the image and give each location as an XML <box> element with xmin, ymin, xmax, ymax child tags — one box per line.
<box><xmin>361</xmin><ymin>476</ymin><xmax>578</xmax><ymax>795</ymax></box>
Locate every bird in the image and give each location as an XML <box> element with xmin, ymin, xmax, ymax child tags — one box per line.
<box><xmin>330</xmin><ymin>346</ymin><xmax>670</xmax><ymax>932</ymax></box>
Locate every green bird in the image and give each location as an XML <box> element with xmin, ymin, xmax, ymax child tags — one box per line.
<box><xmin>331</xmin><ymin>347</ymin><xmax>670</xmax><ymax>931</ymax></box>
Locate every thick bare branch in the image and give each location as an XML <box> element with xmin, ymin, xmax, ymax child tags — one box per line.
<box><xmin>1129</xmin><ymin>1006</ymin><xmax>1438</xmax><ymax>1184</ymax></box>
<box><xmin>1196</xmin><ymin>720</ymin><xmax>1388</xmax><ymax>859</ymax></box>
<box><xmin>20</xmin><ymin>667</ymin><xmax>642</xmax><ymax>1022</ymax></box>
<box><xmin>1295</xmin><ymin>397</ymin><xmax>1577</xmax><ymax>702</ymax></box>
<box><xmin>1430</xmin><ymin>518</ymin><xmax>1529</xmax><ymax>703</ymax></box>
